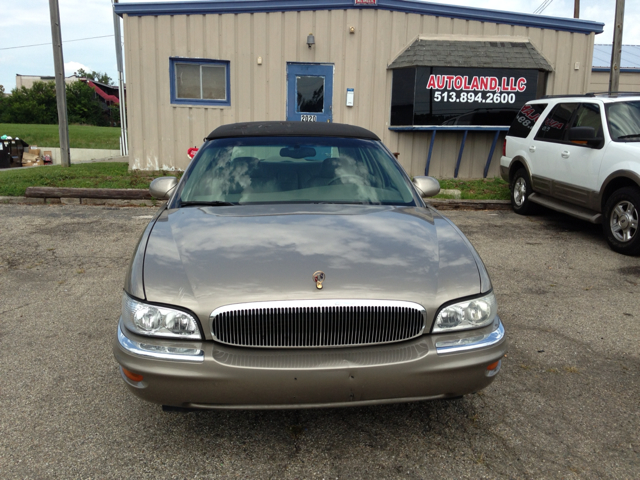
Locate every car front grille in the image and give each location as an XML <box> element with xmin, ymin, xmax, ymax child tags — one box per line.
<box><xmin>210</xmin><ymin>300</ymin><xmax>426</xmax><ymax>348</ymax></box>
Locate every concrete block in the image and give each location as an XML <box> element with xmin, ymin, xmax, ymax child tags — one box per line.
<box><xmin>0</xmin><ymin>196</ymin><xmax>27</xmax><ymax>204</ymax></box>
<box><xmin>61</xmin><ymin>197</ymin><xmax>81</xmax><ymax>205</ymax></box>
<box><xmin>45</xmin><ymin>198</ymin><xmax>62</xmax><ymax>204</ymax></box>
<box><xmin>41</xmin><ymin>147</ymin><xmax>122</xmax><ymax>165</ymax></box>
<box><xmin>81</xmin><ymin>198</ymin><xmax>107</xmax><ymax>205</ymax></box>
<box><xmin>102</xmin><ymin>199</ymin><xmax>156</xmax><ymax>207</ymax></box>
<box><xmin>439</xmin><ymin>189</ymin><xmax>462</xmax><ymax>199</ymax></box>
<box><xmin>102</xmin><ymin>199</ymin><xmax>132</xmax><ymax>207</ymax></box>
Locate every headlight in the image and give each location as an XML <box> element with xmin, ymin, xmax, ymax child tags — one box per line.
<box><xmin>433</xmin><ymin>292</ymin><xmax>497</xmax><ymax>333</ymax></box>
<box><xmin>122</xmin><ymin>293</ymin><xmax>202</xmax><ymax>339</ymax></box>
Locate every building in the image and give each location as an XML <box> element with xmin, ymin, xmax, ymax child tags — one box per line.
<box><xmin>15</xmin><ymin>74</ymin><xmax>124</xmax><ymax>106</ymax></box>
<box><xmin>83</xmin><ymin>80</ymin><xmax>122</xmax><ymax>107</ymax></box>
<box><xmin>15</xmin><ymin>74</ymin><xmax>79</xmax><ymax>89</ymax></box>
<box><xmin>114</xmin><ymin>0</ymin><xmax>604</xmax><ymax>177</ymax></box>
<box><xmin>589</xmin><ymin>44</ymin><xmax>640</xmax><ymax>92</ymax></box>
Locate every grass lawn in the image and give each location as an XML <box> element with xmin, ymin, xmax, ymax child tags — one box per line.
<box><xmin>0</xmin><ymin>123</ymin><xmax>121</xmax><ymax>149</ymax></box>
<box><xmin>0</xmin><ymin>161</ymin><xmax>509</xmax><ymax>200</ymax></box>
<box><xmin>435</xmin><ymin>177</ymin><xmax>510</xmax><ymax>200</ymax></box>
<box><xmin>0</xmin><ymin>163</ymin><xmax>180</xmax><ymax>197</ymax></box>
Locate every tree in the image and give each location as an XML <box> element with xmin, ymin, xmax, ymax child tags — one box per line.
<box><xmin>0</xmin><ymin>80</ymin><xmax>119</xmax><ymax>126</ymax></box>
<box><xmin>66</xmin><ymin>80</ymin><xmax>107</xmax><ymax>126</ymax></box>
<box><xmin>109</xmin><ymin>104</ymin><xmax>121</xmax><ymax>127</ymax></box>
<box><xmin>75</xmin><ymin>68</ymin><xmax>113</xmax><ymax>86</ymax></box>
<box><xmin>0</xmin><ymin>82</ymin><xmax>58</xmax><ymax>124</ymax></box>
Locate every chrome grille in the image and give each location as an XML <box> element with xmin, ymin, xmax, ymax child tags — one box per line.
<box><xmin>212</xmin><ymin>342</ymin><xmax>429</xmax><ymax>368</ymax></box>
<box><xmin>210</xmin><ymin>300</ymin><xmax>426</xmax><ymax>348</ymax></box>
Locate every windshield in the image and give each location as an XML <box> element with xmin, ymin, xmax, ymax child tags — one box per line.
<box><xmin>173</xmin><ymin>136</ymin><xmax>417</xmax><ymax>207</ymax></box>
<box><xmin>605</xmin><ymin>100</ymin><xmax>640</xmax><ymax>141</ymax></box>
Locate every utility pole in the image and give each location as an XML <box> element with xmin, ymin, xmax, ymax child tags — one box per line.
<box><xmin>609</xmin><ymin>0</ymin><xmax>625</xmax><ymax>95</ymax></box>
<box><xmin>574</xmin><ymin>0</ymin><xmax>580</xmax><ymax>18</ymax></box>
<box><xmin>112</xmin><ymin>0</ymin><xmax>128</xmax><ymax>156</ymax></box>
<box><xmin>48</xmin><ymin>0</ymin><xmax>70</xmax><ymax>167</ymax></box>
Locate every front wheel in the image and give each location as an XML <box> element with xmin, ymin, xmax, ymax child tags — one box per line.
<box><xmin>510</xmin><ymin>168</ymin><xmax>536</xmax><ymax>215</ymax></box>
<box><xmin>603</xmin><ymin>187</ymin><xmax>640</xmax><ymax>256</ymax></box>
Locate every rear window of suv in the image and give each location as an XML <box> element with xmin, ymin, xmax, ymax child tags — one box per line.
<box><xmin>535</xmin><ymin>103</ymin><xmax>579</xmax><ymax>141</ymax></box>
<box><xmin>507</xmin><ymin>103</ymin><xmax>547</xmax><ymax>138</ymax></box>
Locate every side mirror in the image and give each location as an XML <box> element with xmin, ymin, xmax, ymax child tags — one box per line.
<box><xmin>149</xmin><ymin>176</ymin><xmax>178</xmax><ymax>200</ymax></box>
<box><xmin>568</xmin><ymin>126</ymin><xmax>603</xmax><ymax>148</ymax></box>
<box><xmin>412</xmin><ymin>176</ymin><xmax>441</xmax><ymax>198</ymax></box>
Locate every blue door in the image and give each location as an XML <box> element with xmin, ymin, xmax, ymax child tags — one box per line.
<box><xmin>286</xmin><ymin>63</ymin><xmax>333</xmax><ymax>123</ymax></box>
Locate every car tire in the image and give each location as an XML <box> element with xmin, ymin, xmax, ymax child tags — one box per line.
<box><xmin>510</xmin><ymin>168</ymin><xmax>537</xmax><ymax>215</ymax></box>
<box><xmin>603</xmin><ymin>187</ymin><xmax>640</xmax><ymax>256</ymax></box>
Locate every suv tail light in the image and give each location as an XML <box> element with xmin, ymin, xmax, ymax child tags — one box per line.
<box><xmin>502</xmin><ymin>139</ymin><xmax>507</xmax><ymax>156</ymax></box>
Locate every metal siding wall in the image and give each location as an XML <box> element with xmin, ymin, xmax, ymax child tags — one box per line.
<box><xmin>124</xmin><ymin>16</ymin><xmax>144</xmax><ymax>170</ymax></box>
<box><xmin>124</xmin><ymin>10</ymin><xmax>595</xmax><ymax>176</ymax></box>
<box><xmin>589</xmin><ymin>72</ymin><xmax>640</xmax><ymax>92</ymax></box>
<box><xmin>156</xmin><ymin>15</ymin><xmax>175</xmax><ymax>170</ymax></box>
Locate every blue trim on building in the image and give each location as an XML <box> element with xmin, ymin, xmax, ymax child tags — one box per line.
<box><xmin>114</xmin><ymin>0</ymin><xmax>604</xmax><ymax>35</ymax></box>
<box><xmin>425</xmin><ymin>130</ymin><xmax>435</xmax><ymax>176</ymax></box>
<box><xmin>483</xmin><ymin>131</ymin><xmax>501</xmax><ymax>179</ymax></box>
<box><xmin>592</xmin><ymin>68</ymin><xmax>640</xmax><ymax>73</ymax></box>
<box><xmin>170</xmin><ymin>57</ymin><xmax>231</xmax><ymax>107</ymax></box>
<box><xmin>454</xmin><ymin>130</ymin><xmax>468</xmax><ymax>178</ymax></box>
<box><xmin>390</xmin><ymin>126</ymin><xmax>510</xmax><ymax>132</ymax></box>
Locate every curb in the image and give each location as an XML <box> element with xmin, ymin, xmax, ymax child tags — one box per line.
<box><xmin>428</xmin><ymin>199</ymin><xmax>511</xmax><ymax>210</ymax></box>
<box><xmin>2</xmin><ymin>195</ymin><xmax>510</xmax><ymax>210</ymax></box>
<box><xmin>0</xmin><ymin>196</ymin><xmax>160</xmax><ymax>207</ymax></box>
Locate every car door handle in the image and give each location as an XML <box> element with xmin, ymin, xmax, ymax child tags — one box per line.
<box><xmin>561</xmin><ymin>151</ymin><xmax>570</xmax><ymax>158</ymax></box>
<box><xmin>529</xmin><ymin>146</ymin><xmax>536</xmax><ymax>153</ymax></box>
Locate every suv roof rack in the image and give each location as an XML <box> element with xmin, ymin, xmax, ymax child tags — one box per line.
<box><xmin>588</xmin><ymin>91</ymin><xmax>640</xmax><ymax>97</ymax></box>
<box><xmin>541</xmin><ymin>92</ymin><xmax>640</xmax><ymax>99</ymax></box>
<box><xmin>541</xmin><ymin>93</ymin><xmax>596</xmax><ymax>99</ymax></box>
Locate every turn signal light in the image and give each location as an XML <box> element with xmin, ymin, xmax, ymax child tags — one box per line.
<box><xmin>485</xmin><ymin>359</ymin><xmax>502</xmax><ymax>377</ymax></box>
<box><xmin>122</xmin><ymin>367</ymin><xmax>144</xmax><ymax>382</ymax></box>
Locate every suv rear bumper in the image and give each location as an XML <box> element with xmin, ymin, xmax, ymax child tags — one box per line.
<box><xmin>499</xmin><ymin>162</ymin><xmax>510</xmax><ymax>182</ymax></box>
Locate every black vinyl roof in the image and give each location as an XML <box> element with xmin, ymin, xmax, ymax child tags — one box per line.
<box><xmin>206</xmin><ymin>122</ymin><xmax>380</xmax><ymax>141</ymax></box>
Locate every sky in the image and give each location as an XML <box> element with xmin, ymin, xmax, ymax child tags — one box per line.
<box><xmin>0</xmin><ymin>0</ymin><xmax>638</xmax><ymax>93</ymax></box>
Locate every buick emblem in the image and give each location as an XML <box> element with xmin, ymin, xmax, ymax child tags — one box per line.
<box><xmin>313</xmin><ymin>271</ymin><xmax>325</xmax><ymax>290</ymax></box>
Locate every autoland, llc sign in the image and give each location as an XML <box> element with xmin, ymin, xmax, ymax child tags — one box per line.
<box><xmin>391</xmin><ymin>67</ymin><xmax>547</xmax><ymax>127</ymax></box>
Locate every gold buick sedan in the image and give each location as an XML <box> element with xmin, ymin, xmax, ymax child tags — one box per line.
<box><xmin>113</xmin><ymin>122</ymin><xmax>506</xmax><ymax>411</ymax></box>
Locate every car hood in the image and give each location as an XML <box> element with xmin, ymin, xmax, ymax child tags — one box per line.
<box><xmin>142</xmin><ymin>204</ymin><xmax>483</xmax><ymax>325</ymax></box>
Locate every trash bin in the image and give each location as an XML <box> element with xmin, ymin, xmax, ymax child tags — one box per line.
<box><xmin>0</xmin><ymin>138</ymin><xmax>29</xmax><ymax>168</ymax></box>
<box><xmin>0</xmin><ymin>141</ymin><xmax>10</xmax><ymax>168</ymax></box>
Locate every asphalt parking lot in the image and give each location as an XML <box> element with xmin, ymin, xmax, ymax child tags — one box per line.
<box><xmin>1</xmin><ymin>204</ymin><xmax>638</xmax><ymax>479</ymax></box>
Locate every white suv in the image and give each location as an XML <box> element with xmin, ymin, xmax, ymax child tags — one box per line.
<box><xmin>500</xmin><ymin>94</ymin><xmax>640</xmax><ymax>255</ymax></box>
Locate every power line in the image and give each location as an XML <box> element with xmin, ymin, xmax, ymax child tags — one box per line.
<box><xmin>533</xmin><ymin>0</ymin><xmax>555</xmax><ymax>14</ymax></box>
<box><xmin>0</xmin><ymin>34</ymin><xmax>114</xmax><ymax>51</ymax></box>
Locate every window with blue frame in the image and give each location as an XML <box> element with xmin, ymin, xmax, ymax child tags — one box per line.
<box><xmin>170</xmin><ymin>58</ymin><xmax>230</xmax><ymax>106</ymax></box>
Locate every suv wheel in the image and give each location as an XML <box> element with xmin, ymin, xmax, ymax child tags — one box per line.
<box><xmin>510</xmin><ymin>168</ymin><xmax>536</xmax><ymax>215</ymax></box>
<box><xmin>603</xmin><ymin>187</ymin><xmax>640</xmax><ymax>256</ymax></box>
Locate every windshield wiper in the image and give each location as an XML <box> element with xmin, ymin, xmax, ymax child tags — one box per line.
<box><xmin>180</xmin><ymin>201</ymin><xmax>236</xmax><ymax>207</ymax></box>
<box><xmin>617</xmin><ymin>134</ymin><xmax>640</xmax><ymax>140</ymax></box>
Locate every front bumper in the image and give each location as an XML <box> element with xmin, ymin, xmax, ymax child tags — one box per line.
<box><xmin>113</xmin><ymin>317</ymin><xmax>507</xmax><ymax>409</ymax></box>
